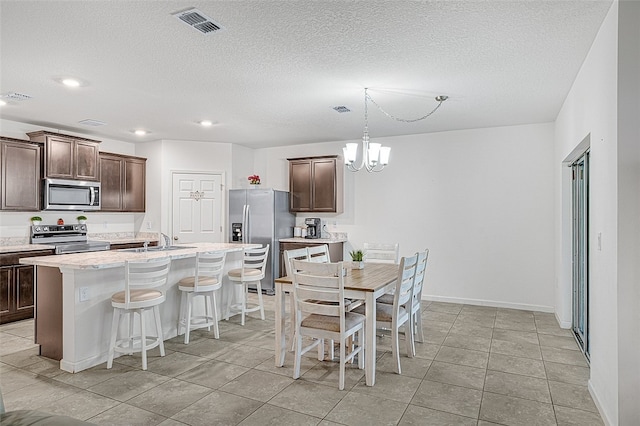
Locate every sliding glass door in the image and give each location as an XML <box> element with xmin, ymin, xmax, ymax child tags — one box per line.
<box><xmin>572</xmin><ymin>151</ymin><xmax>589</xmax><ymax>360</ymax></box>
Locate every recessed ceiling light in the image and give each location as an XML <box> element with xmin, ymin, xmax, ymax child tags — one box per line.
<box><xmin>200</xmin><ymin>120</ymin><xmax>213</xmax><ymax>127</ymax></box>
<box><xmin>62</xmin><ymin>79</ymin><xmax>81</xmax><ymax>87</ymax></box>
<box><xmin>0</xmin><ymin>100</ymin><xmax>6</xmax><ymax>106</ymax></box>
<box><xmin>134</xmin><ymin>130</ymin><xmax>147</xmax><ymax>136</ymax></box>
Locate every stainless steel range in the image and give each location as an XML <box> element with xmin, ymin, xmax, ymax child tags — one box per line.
<box><xmin>31</xmin><ymin>224</ymin><xmax>110</xmax><ymax>254</ymax></box>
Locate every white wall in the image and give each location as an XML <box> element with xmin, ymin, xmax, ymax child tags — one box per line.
<box><xmin>259</xmin><ymin>123</ymin><xmax>556</xmax><ymax>311</ymax></box>
<box><xmin>615</xmin><ymin>1</ymin><xmax>640</xmax><ymax>424</ymax></box>
<box><xmin>554</xmin><ymin>1</ymin><xmax>621</xmax><ymax>424</ymax></box>
<box><xmin>231</xmin><ymin>144</ymin><xmax>256</xmax><ymax>189</ymax></box>
<box><xmin>148</xmin><ymin>139</ymin><xmax>233</xmax><ymax>236</ymax></box>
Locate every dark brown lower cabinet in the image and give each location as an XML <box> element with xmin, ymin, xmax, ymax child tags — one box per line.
<box><xmin>0</xmin><ymin>250</ymin><xmax>55</xmax><ymax>324</ymax></box>
<box><xmin>0</xmin><ymin>265</ymin><xmax>35</xmax><ymax>324</ymax></box>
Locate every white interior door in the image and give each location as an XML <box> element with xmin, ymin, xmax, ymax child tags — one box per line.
<box><xmin>172</xmin><ymin>172</ymin><xmax>224</xmax><ymax>243</ymax></box>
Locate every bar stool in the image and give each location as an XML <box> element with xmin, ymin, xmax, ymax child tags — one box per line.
<box><xmin>225</xmin><ymin>244</ymin><xmax>269</xmax><ymax>326</ymax></box>
<box><xmin>178</xmin><ymin>251</ymin><xmax>226</xmax><ymax>344</ymax></box>
<box><xmin>107</xmin><ymin>257</ymin><xmax>171</xmax><ymax>370</ymax></box>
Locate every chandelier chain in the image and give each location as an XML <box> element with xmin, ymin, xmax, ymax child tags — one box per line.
<box><xmin>365</xmin><ymin>91</ymin><xmax>446</xmax><ymax>123</ymax></box>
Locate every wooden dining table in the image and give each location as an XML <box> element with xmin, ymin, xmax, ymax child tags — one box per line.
<box><xmin>274</xmin><ymin>262</ymin><xmax>399</xmax><ymax>386</ymax></box>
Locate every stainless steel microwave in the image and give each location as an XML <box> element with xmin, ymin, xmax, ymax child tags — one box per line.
<box><xmin>43</xmin><ymin>178</ymin><xmax>101</xmax><ymax>211</ymax></box>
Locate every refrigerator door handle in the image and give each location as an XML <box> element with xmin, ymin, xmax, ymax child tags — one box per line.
<box><xmin>245</xmin><ymin>204</ymin><xmax>251</xmax><ymax>243</ymax></box>
<box><xmin>241</xmin><ymin>204</ymin><xmax>246</xmax><ymax>243</ymax></box>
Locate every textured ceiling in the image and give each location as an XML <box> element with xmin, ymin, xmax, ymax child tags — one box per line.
<box><xmin>0</xmin><ymin>1</ymin><xmax>612</xmax><ymax>148</ymax></box>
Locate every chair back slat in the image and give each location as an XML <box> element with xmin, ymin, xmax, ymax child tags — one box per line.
<box><xmin>393</xmin><ymin>254</ymin><xmax>418</xmax><ymax>308</ymax></box>
<box><xmin>241</xmin><ymin>245</ymin><xmax>269</xmax><ymax>279</ymax></box>
<box><xmin>363</xmin><ymin>242</ymin><xmax>400</xmax><ymax>264</ymax></box>
<box><xmin>412</xmin><ymin>249</ymin><xmax>429</xmax><ymax>303</ymax></box>
<box><xmin>307</xmin><ymin>244</ymin><xmax>330</xmax><ymax>263</ymax></box>
<box><xmin>194</xmin><ymin>251</ymin><xmax>226</xmax><ymax>291</ymax></box>
<box><xmin>291</xmin><ymin>259</ymin><xmax>344</xmax><ymax>319</ymax></box>
<box><xmin>283</xmin><ymin>248</ymin><xmax>309</xmax><ymax>277</ymax></box>
<box><xmin>124</xmin><ymin>257</ymin><xmax>171</xmax><ymax>306</ymax></box>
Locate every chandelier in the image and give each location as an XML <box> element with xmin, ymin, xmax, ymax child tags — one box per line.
<box><xmin>343</xmin><ymin>88</ymin><xmax>448</xmax><ymax>173</ymax></box>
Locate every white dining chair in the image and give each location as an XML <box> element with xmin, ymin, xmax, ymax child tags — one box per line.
<box><xmin>283</xmin><ymin>247</ymin><xmax>311</xmax><ymax>349</ymax></box>
<box><xmin>363</xmin><ymin>242</ymin><xmax>400</xmax><ymax>264</ymax></box>
<box><xmin>291</xmin><ymin>259</ymin><xmax>365</xmax><ymax>390</ymax></box>
<box><xmin>177</xmin><ymin>251</ymin><xmax>226</xmax><ymax>344</ymax></box>
<box><xmin>378</xmin><ymin>249</ymin><xmax>429</xmax><ymax>353</ymax></box>
<box><xmin>354</xmin><ymin>253</ymin><xmax>418</xmax><ymax>374</ymax></box>
<box><xmin>107</xmin><ymin>257</ymin><xmax>171</xmax><ymax>370</ymax></box>
<box><xmin>409</xmin><ymin>249</ymin><xmax>429</xmax><ymax>351</ymax></box>
<box><xmin>226</xmin><ymin>244</ymin><xmax>270</xmax><ymax>326</ymax></box>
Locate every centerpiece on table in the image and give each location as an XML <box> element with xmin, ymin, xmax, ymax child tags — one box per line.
<box><xmin>350</xmin><ymin>249</ymin><xmax>364</xmax><ymax>269</ymax></box>
<box><xmin>248</xmin><ymin>174</ymin><xmax>261</xmax><ymax>187</ymax></box>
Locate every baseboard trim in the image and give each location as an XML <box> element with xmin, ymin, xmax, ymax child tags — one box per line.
<box><xmin>60</xmin><ymin>352</ymin><xmax>111</xmax><ymax>373</ymax></box>
<box><xmin>422</xmin><ymin>294</ymin><xmax>554</xmax><ymax>313</ymax></box>
<box><xmin>588</xmin><ymin>379</ymin><xmax>614</xmax><ymax>426</ymax></box>
<box><xmin>555</xmin><ymin>312</ymin><xmax>572</xmax><ymax>329</ymax></box>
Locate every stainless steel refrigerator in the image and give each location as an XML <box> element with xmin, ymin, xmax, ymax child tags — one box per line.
<box><xmin>229</xmin><ymin>188</ymin><xmax>295</xmax><ymax>294</ymax></box>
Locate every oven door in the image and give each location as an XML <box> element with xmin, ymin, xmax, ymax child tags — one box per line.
<box><xmin>44</xmin><ymin>178</ymin><xmax>101</xmax><ymax>211</ymax></box>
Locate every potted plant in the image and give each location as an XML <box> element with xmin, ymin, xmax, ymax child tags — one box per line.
<box><xmin>350</xmin><ymin>249</ymin><xmax>364</xmax><ymax>269</ymax></box>
<box><xmin>76</xmin><ymin>215</ymin><xmax>87</xmax><ymax>224</ymax></box>
<box><xmin>30</xmin><ymin>216</ymin><xmax>42</xmax><ymax>225</ymax></box>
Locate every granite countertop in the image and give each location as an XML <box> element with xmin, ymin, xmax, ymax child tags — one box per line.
<box><xmin>280</xmin><ymin>237</ymin><xmax>347</xmax><ymax>243</ymax></box>
<box><xmin>19</xmin><ymin>242</ymin><xmax>260</xmax><ymax>270</ymax></box>
<box><xmin>0</xmin><ymin>244</ymin><xmax>56</xmax><ymax>254</ymax></box>
<box><xmin>94</xmin><ymin>236</ymin><xmax>159</xmax><ymax>245</ymax></box>
<box><xmin>90</xmin><ymin>232</ymin><xmax>159</xmax><ymax>245</ymax></box>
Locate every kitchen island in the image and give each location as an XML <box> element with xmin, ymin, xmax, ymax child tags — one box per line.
<box><xmin>19</xmin><ymin>242</ymin><xmax>260</xmax><ymax>373</ymax></box>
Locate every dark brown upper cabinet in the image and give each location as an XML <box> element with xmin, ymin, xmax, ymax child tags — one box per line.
<box><xmin>27</xmin><ymin>131</ymin><xmax>100</xmax><ymax>181</ymax></box>
<box><xmin>99</xmin><ymin>152</ymin><xmax>146</xmax><ymax>212</ymax></box>
<box><xmin>288</xmin><ymin>156</ymin><xmax>343</xmax><ymax>213</ymax></box>
<box><xmin>0</xmin><ymin>137</ymin><xmax>41</xmax><ymax>211</ymax></box>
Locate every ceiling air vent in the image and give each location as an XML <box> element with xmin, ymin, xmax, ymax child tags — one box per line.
<box><xmin>0</xmin><ymin>92</ymin><xmax>32</xmax><ymax>101</ymax></box>
<box><xmin>332</xmin><ymin>106</ymin><xmax>351</xmax><ymax>113</ymax></box>
<box><xmin>79</xmin><ymin>119</ymin><xmax>106</xmax><ymax>127</ymax></box>
<box><xmin>172</xmin><ymin>8</ymin><xmax>224</xmax><ymax>35</ymax></box>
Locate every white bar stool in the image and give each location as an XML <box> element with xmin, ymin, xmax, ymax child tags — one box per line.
<box><xmin>225</xmin><ymin>244</ymin><xmax>269</xmax><ymax>326</ymax></box>
<box><xmin>107</xmin><ymin>257</ymin><xmax>171</xmax><ymax>371</ymax></box>
<box><xmin>178</xmin><ymin>251</ymin><xmax>226</xmax><ymax>344</ymax></box>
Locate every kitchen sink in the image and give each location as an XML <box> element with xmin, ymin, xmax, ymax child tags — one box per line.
<box><xmin>118</xmin><ymin>246</ymin><xmax>196</xmax><ymax>253</ymax></box>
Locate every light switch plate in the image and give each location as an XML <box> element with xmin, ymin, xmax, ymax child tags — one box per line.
<box><xmin>79</xmin><ymin>287</ymin><xmax>90</xmax><ymax>302</ymax></box>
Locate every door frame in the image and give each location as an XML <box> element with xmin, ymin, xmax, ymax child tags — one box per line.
<box><xmin>170</xmin><ymin>170</ymin><xmax>226</xmax><ymax>243</ymax></box>
<box><xmin>571</xmin><ymin>151</ymin><xmax>590</xmax><ymax>360</ymax></box>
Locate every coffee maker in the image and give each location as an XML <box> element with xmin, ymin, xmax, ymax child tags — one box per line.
<box><xmin>305</xmin><ymin>218</ymin><xmax>321</xmax><ymax>239</ymax></box>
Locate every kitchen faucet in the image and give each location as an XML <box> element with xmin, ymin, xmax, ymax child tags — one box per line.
<box><xmin>161</xmin><ymin>233</ymin><xmax>171</xmax><ymax>248</ymax></box>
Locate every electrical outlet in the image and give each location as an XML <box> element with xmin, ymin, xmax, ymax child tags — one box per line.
<box><xmin>79</xmin><ymin>287</ymin><xmax>89</xmax><ymax>302</ymax></box>
<box><xmin>146</xmin><ymin>221</ymin><xmax>152</xmax><ymax>230</ymax></box>
<box><xmin>103</xmin><ymin>221</ymin><xmax>108</xmax><ymax>229</ymax></box>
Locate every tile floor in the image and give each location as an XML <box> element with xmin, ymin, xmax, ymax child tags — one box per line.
<box><xmin>0</xmin><ymin>297</ymin><xmax>604</xmax><ymax>425</ymax></box>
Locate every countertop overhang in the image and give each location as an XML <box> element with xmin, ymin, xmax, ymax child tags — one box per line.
<box><xmin>19</xmin><ymin>242</ymin><xmax>260</xmax><ymax>270</ymax></box>
<box><xmin>279</xmin><ymin>237</ymin><xmax>346</xmax><ymax>243</ymax></box>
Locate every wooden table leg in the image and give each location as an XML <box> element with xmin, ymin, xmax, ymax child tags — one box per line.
<box><xmin>365</xmin><ymin>292</ymin><xmax>376</xmax><ymax>386</ymax></box>
<box><xmin>275</xmin><ymin>282</ymin><xmax>286</xmax><ymax>367</ymax></box>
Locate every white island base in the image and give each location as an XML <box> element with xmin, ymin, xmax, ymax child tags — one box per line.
<box><xmin>22</xmin><ymin>243</ymin><xmax>259</xmax><ymax>373</ymax></box>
